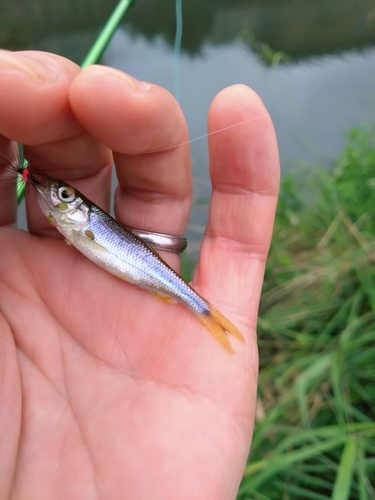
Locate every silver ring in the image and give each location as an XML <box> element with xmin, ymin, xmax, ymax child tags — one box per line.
<box><xmin>125</xmin><ymin>226</ymin><xmax>187</xmax><ymax>253</ymax></box>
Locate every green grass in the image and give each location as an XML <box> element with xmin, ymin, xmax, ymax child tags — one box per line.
<box><xmin>237</xmin><ymin>126</ymin><xmax>375</xmax><ymax>499</ymax></box>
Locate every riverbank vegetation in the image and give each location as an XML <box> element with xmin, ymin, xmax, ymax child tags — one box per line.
<box><xmin>238</xmin><ymin>126</ymin><xmax>375</xmax><ymax>499</ymax></box>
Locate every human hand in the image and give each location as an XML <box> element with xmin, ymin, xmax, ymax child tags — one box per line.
<box><xmin>0</xmin><ymin>50</ymin><xmax>279</xmax><ymax>499</ymax></box>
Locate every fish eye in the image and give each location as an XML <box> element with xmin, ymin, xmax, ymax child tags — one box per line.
<box><xmin>58</xmin><ymin>186</ymin><xmax>76</xmax><ymax>203</ymax></box>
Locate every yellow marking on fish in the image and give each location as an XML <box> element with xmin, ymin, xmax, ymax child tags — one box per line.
<box><xmin>85</xmin><ymin>230</ymin><xmax>95</xmax><ymax>240</ymax></box>
<box><xmin>152</xmin><ymin>291</ymin><xmax>176</xmax><ymax>304</ymax></box>
<box><xmin>55</xmin><ymin>202</ymin><xmax>68</xmax><ymax>211</ymax></box>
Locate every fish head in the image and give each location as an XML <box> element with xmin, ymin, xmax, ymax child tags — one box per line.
<box><xmin>30</xmin><ymin>174</ymin><xmax>90</xmax><ymax>230</ymax></box>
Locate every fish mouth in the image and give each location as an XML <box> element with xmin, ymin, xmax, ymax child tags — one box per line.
<box><xmin>29</xmin><ymin>172</ymin><xmax>47</xmax><ymax>188</ymax></box>
<box><xmin>30</xmin><ymin>174</ymin><xmax>55</xmax><ymax>208</ymax></box>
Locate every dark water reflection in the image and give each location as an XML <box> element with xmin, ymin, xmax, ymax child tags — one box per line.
<box><xmin>2</xmin><ymin>0</ymin><xmax>375</xmax><ymax>254</ymax></box>
<box><xmin>3</xmin><ymin>0</ymin><xmax>375</xmax><ymax>59</ymax></box>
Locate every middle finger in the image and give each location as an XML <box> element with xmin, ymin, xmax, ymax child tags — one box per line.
<box><xmin>69</xmin><ymin>66</ymin><xmax>192</xmax><ymax>266</ymax></box>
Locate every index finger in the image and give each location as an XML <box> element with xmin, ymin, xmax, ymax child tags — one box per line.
<box><xmin>0</xmin><ymin>50</ymin><xmax>112</xmax><ymax>236</ymax></box>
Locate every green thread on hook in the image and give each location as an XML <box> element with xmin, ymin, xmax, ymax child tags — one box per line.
<box><xmin>16</xmin><ymin>145</ymin><xmax>26</xmax><ymax>203</ymax></box>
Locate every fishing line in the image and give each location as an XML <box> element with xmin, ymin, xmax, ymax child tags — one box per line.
<box><xmin>173</xmin><ymin>0</ymin><xmax>183</xmax><ymax>103</ymax></box>
<box><xmin>147</xmin><ymin>114</ymin><xmax>269</xmax><ymax>154</ymax></box>
<box><xmin>2</xmin><ymin>114</ymin><xmax>269</xmax><ymax>194</ymax></box>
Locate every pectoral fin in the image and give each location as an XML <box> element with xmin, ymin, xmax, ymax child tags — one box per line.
<box><xmin>70</xmin><ymin>232</ymin><xmax>109</xmax><ymax>253</ymax></box>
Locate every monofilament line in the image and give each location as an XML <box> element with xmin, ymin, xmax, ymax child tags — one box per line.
<box><xmin>147</xmin><ymin>114</ymin><xmax>269</xmax><ymax>154</ymax></box>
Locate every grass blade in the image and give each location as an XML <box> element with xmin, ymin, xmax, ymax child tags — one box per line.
<box><xmin>332</xmin><ymin>437</ymin><xmax>356</xmax><ymax>500</ymax></box>
<box><xmin>295</xmin><ymin>354</ymin><xmax>332</xmax><ymax>426</ymax></box>
<box><xmin>244</xmin><ymin>436</ymin><xmax>346</xmax><ymax>487</ymax></box>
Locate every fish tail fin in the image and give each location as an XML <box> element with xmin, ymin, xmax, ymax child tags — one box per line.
<box><xmin>197</xmin><ymin>303</ymin><xmax>245</xmax><ymax>353</ymax></box>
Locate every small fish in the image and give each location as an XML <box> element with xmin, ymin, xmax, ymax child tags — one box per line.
<box><xmin>26</xmin><ymin>171</ymin><xmax>244</xmax><ymax>352</ymax></box>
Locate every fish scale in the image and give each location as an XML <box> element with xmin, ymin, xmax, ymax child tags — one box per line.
<box><xmin>87</xmin><ymin>205</ymin><xmax>207</xmax><ymax>315</ymax></box>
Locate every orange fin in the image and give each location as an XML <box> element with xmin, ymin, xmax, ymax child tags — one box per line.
<box><xmin>152</xmin><ymin>291</ymin><xmax>176</xmax><ymax>304</ymax></box>
<box><xmin>197</xmin><ymin>303</ymin><xmax>245</xmax><ymax>354</ymax></box>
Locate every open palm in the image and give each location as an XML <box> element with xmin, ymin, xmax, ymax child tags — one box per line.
<box><xmin>0</xmin><ymin>50</ymin><xmax>279</xmax><ymax>500</ymax></box>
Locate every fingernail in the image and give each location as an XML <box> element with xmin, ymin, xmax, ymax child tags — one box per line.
<box><xmin>84</xmin><ymin>65</ymin><xmax>150</xmax><ymax>92</ymax></box>
<box><xmin>0</xmin><ymin>50</ymin><xmax>55</xmax><ymax>82</ymax></box>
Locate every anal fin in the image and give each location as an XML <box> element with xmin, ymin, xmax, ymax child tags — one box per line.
<box><xmin>151</xmin><ymin>291</ymin><xmax>176</xmax><ymax>304</ymax></box>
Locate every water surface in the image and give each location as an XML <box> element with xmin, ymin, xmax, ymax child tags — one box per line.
<box><xmin>2</xmin><ymin>0</ymin><xmax>375</xmax><ymax>253</ymax></box>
